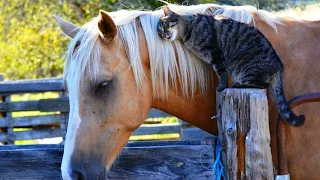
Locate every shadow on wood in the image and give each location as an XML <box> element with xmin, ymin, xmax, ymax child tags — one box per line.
<box><xmin>216</xmin><ymin>89</ymin><xmax>273</xmax><ymax>180</ymax></box>
<box><xmin>0</xmin><ymin>138</ymin><xmax>216</xmax><ymax>180</ymax></box>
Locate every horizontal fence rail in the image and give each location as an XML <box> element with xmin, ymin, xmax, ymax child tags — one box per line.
<box><xmin>0</xmin><ymin>138</ymin><xmax>216</xmax><ymax>179</ymax></box>
<box><xmin>0</xmin><ymin>78</ymin><xmax>64</xmax><ymax>94</ymax></box>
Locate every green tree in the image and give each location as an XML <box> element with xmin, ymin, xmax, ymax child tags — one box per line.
<box><xmin>0</xmin><ymin>0</ymin><xmax>162</xmax><ymax>80</ymax></box>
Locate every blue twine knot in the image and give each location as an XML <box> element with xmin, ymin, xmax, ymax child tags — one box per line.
<box><xmin>213</xmin><ymin>138</ymin><xmax>225</xmax><ymax>180</ymax></box>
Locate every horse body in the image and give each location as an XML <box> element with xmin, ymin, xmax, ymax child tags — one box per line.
<box><xmin>254</xmin><ymin>16</ymin><xmax>320</xmax><ymax>179</ymax></box>
<box><xmin>55</xmin><ymin>4</ymin><xmax>320</xmax><ymax>180</ymax></box>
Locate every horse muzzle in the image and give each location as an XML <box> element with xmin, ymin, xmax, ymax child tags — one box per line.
<box><xmin>70</xmin><ymin>169</ymin><xmax>107</xmax><ymax>180</ymax></box>
<box><xmin>64</xmin><ymin>155</ymin><xmax>107</xmax><ymax>180</ymax></box>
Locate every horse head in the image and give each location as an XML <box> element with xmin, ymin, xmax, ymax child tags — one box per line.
<box><xmin>55</xmin><ymin>11</ymin><xmax>153</xmax><ymax>179</ymax></box>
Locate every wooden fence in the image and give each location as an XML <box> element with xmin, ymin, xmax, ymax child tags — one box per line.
<box><xmin>0</xmin><ymin>80</ymin><xmax>274</xmax><ymax>179</ymax></box>
<box><xmin>0</xmin><ymin>137</ymin><xmax>216</xmax><ymax>179</ymax></box>
<box><xmin>0</xmin><ymin>76</ymin><xmax>213</xmax><ymax>144</ymax></box>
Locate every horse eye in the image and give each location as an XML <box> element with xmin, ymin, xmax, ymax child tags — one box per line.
<box><xmin>97</xmin><ymin>81</ymin><xmax>109</xmax><ymax>89</ymax></box>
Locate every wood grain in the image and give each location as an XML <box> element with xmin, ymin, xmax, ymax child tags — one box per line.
<box><xmin>0</xmin><ymin>139</ymin><xmax>216</xmax><ymax>180</ymax></box>
<box><xmin>0</xmin><ymin>78</ymin><xmax>63</xmax><ymax>94</ymax></box>
<box><xmin>216</xmin><ymin>89</ymin><xmax>273</xmax><ymax>180</ymax></box>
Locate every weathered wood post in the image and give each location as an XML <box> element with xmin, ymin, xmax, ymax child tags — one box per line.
<box><xmin>0</xmin><ymin>75</ymin><xmax>14</xmax><ymax>144</ymax></box>
<box><xmin>216</xmin><ymin>89</ymin><xmax>273</xmax><ymax>180</ymax></box>
<box><xmin>59</xmin><ymin>90</ymin><xmax>68</xmax><ymax>142</ymax></box>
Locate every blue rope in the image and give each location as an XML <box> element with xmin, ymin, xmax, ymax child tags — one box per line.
<box><xmin>213</xmin><ymin>138</ymin><xmax>226</xmax><ymax>180</ymax></box>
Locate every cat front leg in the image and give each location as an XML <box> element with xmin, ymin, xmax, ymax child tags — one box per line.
<box><xmin>212</xmin><ymin>63</ymin><xmax>228</xmax><ymax>92</ymax></box>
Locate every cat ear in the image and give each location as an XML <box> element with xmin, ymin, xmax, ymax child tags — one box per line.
<box><xmin>98</xmin><ymin>10</ymin><xmax>117</xmax><ymax>41</ymax></box>
<box><xmin>162</xmin><ymin>6</ymin><xmax>175</xmax><ymax>16</ymax></box>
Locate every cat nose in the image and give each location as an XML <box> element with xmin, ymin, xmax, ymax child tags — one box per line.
<box><xmin>164</xmin><ymin>31</ymin><xmax>171</xmax><ymax>37</ymax></box>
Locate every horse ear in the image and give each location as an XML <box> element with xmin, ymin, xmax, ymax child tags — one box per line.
<box><xmin>54</xmin><ymin>15</ymin><xmax>79</xmax><ymax>38</ymax></box>
<box><xmin>98</xmin><ymin>10</ymin><xmax>117</xmax><ymax>41</ymax></box>
<box><xmin>162</xmin><ymin>6</ymin><xmax>174</xmax><ymax>16</ymax></box>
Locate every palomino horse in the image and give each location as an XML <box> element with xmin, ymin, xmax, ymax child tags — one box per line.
<box><xmin>55</xmin><ymin>4</ymin><xmax>320</xmax><ymax>180</ymax></box>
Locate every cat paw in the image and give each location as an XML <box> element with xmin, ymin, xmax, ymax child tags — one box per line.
<box><xmin>217</xmin><ymin>84</ymin><xmax>227</xmax><ymax>92</ymax></box>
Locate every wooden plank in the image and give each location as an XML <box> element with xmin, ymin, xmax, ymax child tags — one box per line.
<box><xmin>132</xmin><ymin>124</ymin><xmax>181</xmax><ymax>136</ymax></box>
<box><xmin>59</xmin><ymin>92</ymin><xmax>68</xmax><ymax>140</ymax></box>
<box><xmin>4</xmin><ymin>95</ymin><xmax>13</xmax><ymax>144</ymax></box>
<box><xmin>0</xmin><ymin>128</ymin><xmax>62</xmax><ymax>142</ymax></box>
<box><xmin>38</xmin><ymin>97</ymin><xmax>69</xmax><ymax>112</ymax></box>
<box><xmin>0</xmin><ymin>98</ymin><xmax>69</xmax><ymax>112</ymax></box>
<box><xmin>0</xmin><ymin>115</ymin><xmax>63</xmax><ymax>128</ymax></box>
<box><xmin>246</xmin><ymin>91</ymin><xmax>273</xmax><ymax>179</ymax></box>
<box><xmin>0</xmin><ymin>123</ymin><xmax>181</xmax><ymax>142</ymax></box>
<box><xmin>0</xmin><ymin>137</ymin><xmax>216</xmax><ymax>150</ymax></box>
<box><xmin>108</xmin><ymin>145</ymin><xmax>215</xmax><ymax>179</ymax></box>
<box><xmin>0</xmin><ymin>76</ymin><xmax>7</xmax><ymax>145</ymax></box>
<box><xmin>216</xmin><ymin>89</ymin><xmax>273</xmax><ymax>180</ymax></box>
<box><xmin>0</xmin><ymin>141</ymin><xmax>215</xmax><ymax>180</ymax></box>
<box><xmin>0</xmin><ymin>101</ymin><xmax>40</xmax><ymax>112</ymax></box>
<box><xmin>180</xmin><ymin>127</ymin><xmax>214</xmax><ymax>141</ymax></box>
<box><xmin>147</xmin><ymin>108</ymin><xmax>172</xmax><ymax>118</ymax></box>
<box><xmin>0</xmin><ymin>78</ymin><xmax>63</xmax><ymax>94</ymax></box>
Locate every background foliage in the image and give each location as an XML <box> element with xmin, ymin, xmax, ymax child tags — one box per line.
<box><xmin>0</xmin><ymin>0</ymin><xmax>304</xmax><ymax>80</ymax></box>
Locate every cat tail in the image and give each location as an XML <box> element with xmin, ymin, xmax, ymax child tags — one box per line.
<box><xmin>269</xmin><ymin>71</ymin><xmax>305</xmax><ymax>126</ymax></box>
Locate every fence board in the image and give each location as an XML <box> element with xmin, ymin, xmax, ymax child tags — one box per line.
<box><xmin>0</xmin><ymin>137</ymin><xmax>216</xmax><ymax>150</ymax></box>
<box><xmin>0</xmin><ymin>78</ymin><xmax>63</xmax><ymax>94</ymax></box>
<box><xmin>132</xmin><ymin>124</ymin><xmax>181</xmax><ymax>136</ymax></box>
<box><xmin>0</xmin><ymin>115</ymin><xmax>62</xmax><ymax>128</ymax></box>
<box><xmin>0</xmin><ymin>101</ymin><xmax>40</xmax><ymax>112</ymax></box>
<box><xmin>39</xmin><ymin>98</ymin><xmax>69</xmax><ymax>112</ymax></box>
<box><xmin>0</xmin><ymin>123</ymin><xmax>179</xmax><ymax>142</ymax></box>
<box><xmin>180</xmin><ymin>127</ymin><xmax>214</xmax><ymax>141</ymax></box>
<box><xmin>0</xmin><ymin>128</ymin><xmax>62</xmax><ymax>142</ymax></box>
<box><xmin>0</xmin><ymin>139</ymin><xmax>215</xmax><ymax>180</ymax></box>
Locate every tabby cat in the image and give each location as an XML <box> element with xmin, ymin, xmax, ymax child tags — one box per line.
<box><xmin>157</xmin><ymin>6</ymin><xmax>305</xmax><ymax>126</ymax></box>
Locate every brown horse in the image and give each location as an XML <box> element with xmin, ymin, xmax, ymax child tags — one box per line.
<box><xmin>55</xmin><ymin>4</ymin><xmax>320</xmax><ymax>180</ymax></box>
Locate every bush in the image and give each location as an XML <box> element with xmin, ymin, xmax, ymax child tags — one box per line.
<box><xmin>0</xmin><ymin>0</ymin><xmax>141</xmax><ymax>80</ymax></box>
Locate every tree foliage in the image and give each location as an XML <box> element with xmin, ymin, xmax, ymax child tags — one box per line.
<box><xmin>0</xmin><ymin>0</ymin><xmax>288</xmax><ymax>80</ymax></box>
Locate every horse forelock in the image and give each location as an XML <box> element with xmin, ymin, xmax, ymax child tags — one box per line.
<box><xmin>63</xmin><ymin>3</ymin><xmax>282</xmax><ymax>103</ymax></box>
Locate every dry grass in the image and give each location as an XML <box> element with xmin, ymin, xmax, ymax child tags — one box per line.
<box><xmin>274</xmin><ymin>3</ymin><xmax>320</xmax><ymax>20</ymax></box>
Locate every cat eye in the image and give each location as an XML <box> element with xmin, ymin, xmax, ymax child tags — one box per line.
<box><xmin>169</xmin><ymin>21</ymin><xmax>177</xmax><ymax>27</ymax></box>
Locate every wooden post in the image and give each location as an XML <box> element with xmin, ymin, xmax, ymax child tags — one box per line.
<box><xmin>216</xmin><ymin>89</ymin><xmax>273</xmax><ymax>180</ymax></box>
<box><xmin>0</xmin><ymin>75</ymin><xmax>14</xmax><ymax>144</ymax></box>
<box><xmin>59</xmin><ymin>91</ymin><xmax>68</xmax><ymax>142</ymax></box>
<box><xmin>0</xmin><ymin>75</ymin><xmax>3</xmax><ymax>145</ymax></box>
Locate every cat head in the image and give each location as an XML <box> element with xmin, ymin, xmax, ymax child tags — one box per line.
<box><xmin>157</xmin><ymin>6</ymin><xmax>180</xmax><ymax>41</ymax></box>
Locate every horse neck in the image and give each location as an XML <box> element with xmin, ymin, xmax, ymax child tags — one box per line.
<box><xmin>152</xmin><ymin>86</ymin><xmax>218</xmax><ymax>134</ymax></box>
<box><xmin>136</xmin><ymin>21</ymin><xmax>218</xmax><ymax>134</ymax></box>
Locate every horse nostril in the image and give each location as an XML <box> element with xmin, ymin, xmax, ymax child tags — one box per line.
<box><xmin>72</xmin><ymin>170</ymin><xmax>85</xmax><ymax>180</ymax></box>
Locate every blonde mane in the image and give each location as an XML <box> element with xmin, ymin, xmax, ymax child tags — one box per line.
<box><xmin>64</xmin><ymin>3</ymin><xmax>282</xmax><ymax>102</ymax></box>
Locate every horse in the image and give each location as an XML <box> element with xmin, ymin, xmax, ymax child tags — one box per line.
<box><xmin>55</xmin><ymin>4</ymin><xmax>320</xmax><ymax>180</ymax></box>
